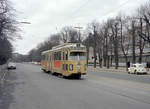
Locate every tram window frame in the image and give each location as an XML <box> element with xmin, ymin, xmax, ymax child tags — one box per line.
<box><xmin>54</xmin><ymin>52</ymin><xmax>56</xmax><ymax>60</ymax></box>
<box><xmin>44</xmin><ymin>55</ymin><xmax>45</xmax><ymax>60</ymax></box>
<box><xmin>54</xmin><ymin>51</ymin><xmax>61</xmax><ymax>60</ymax></box>
<box><xmin>49</xmin><ymin>54</ymin><xmax>51</xmax><ymax>61</ymax></box>
<box><xmin>63</xmin><ymin>52</ymin><xmax>65</xmax><ymax>60</ymax></box>
<box><xmin>66</xmin><ymin>51</ymin><xmax>68</xmax><ymax>60</ymax></box>
<box><xmin>63</xmin><ymin>64</ymin><xmax>65</xmax><ymax>70</ymax></box>
<box><xmin>66</xmin><ymin>64</ymin><xmax>68</xmax><ymax>71</ymax></box>
<box><xmin>51</xmin><ymin>53</ymin><xmax>52</xmax><ymax>61</ymax></box>
<box><xmin>58</xmin><ymin>51</ymin><xmax>61</xmax><ymax>60</ymax></box>
<box><xmin>52</xmin><ymin>53</ymin><xmax>54</xmax><ymax>61</ymax></box>
<box><xmin>46</xmin><ymin>54</ymin><xmax>48</xmax><ymax>61</ymax></box>
<box><xmin>55</xmin><ymin>52</ymin><xmax>57</xmax><ymax>60</ymax></box>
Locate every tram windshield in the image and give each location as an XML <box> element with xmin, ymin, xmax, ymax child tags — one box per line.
<box><xmin>70</xmin><ymin>52</ymin><xmax>86</xmax><ymax>61</ymax></box>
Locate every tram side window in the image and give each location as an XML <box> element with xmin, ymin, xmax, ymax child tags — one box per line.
<box><xmin>66</xmin><ymin>51</ymin><xmax>68</xmax><ymax>60</ymax></box>
<box><xmin>42</xmin><ymin>55</ymin><xmax>45</xmax><ymax>60</ymax></box>
<box><xmin>45</xmin><ymin>55</ymin><xmax>48</xmax><ymax>61</ymax></box>
<box><xmin>45</xmin><ymin>55</ymin><xmax>46</xmax><ymax>60</ymax></box>
<box><xmin>59</xmin><ymin>52</ymin><xmax>61</xmax><ymax>60</ymax></box>
<box><xmin>49</xmin><ymin>54</ymin><xmax>51</xmax><ymax>61</ymax></box>
<box><xmin>66</xmin><ymin>64</ymin><xmax>68</xmax><ymax>71</ymax></box>
<box><xmin>54</xmin><ymin>52</ymin><xmax>61</xmax><ymax>60</ymax></box>
<box><xmin>54</xmin><ymin>52</ymin><xmax>56</xmax><ymax>60</ymax></box>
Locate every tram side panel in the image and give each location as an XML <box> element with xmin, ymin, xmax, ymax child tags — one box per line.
<box><xmin>41</xmin><ymin>54</ymin><xmax>46</xmax><ymax>71</ymax></box>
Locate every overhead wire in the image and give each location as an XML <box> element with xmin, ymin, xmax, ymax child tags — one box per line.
<box><xmin>56</xmin><ymin>0</ymin><xmax>92</xmax><ymax>30</ymax></box>
<box><xmin>65</xmin><ymin>0</ymin><xmax>132</xmax><ymax>26</ymax></box>
<box><xmin>70</xmin><ymin>0</ymin><xmax>91</xmax><ymax>16</ymax></box>
<box><xmin>97</xmin><ymin>0</ymin><xmax>133</xmax><ymax>20</ymax></box>
<box><xmin>56</xmin><ymin>0</ymin><xmax>138</xmax><ymax>31</ymax></box>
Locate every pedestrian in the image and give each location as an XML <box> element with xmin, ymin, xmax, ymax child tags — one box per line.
<box><xmin>147</xmin><ymin>62</ymin><xmax>149</xmax><ymax>71</ymax></box>
<box><xmin>127</xmin><ymin>61</ymin><xmax>130</xmax><ymax>68</ymax></box>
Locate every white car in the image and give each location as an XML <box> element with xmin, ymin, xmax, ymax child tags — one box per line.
<box><xmin>7</xmin><ymin>62</ymin><xmax>16</xmax><ymax>69</ymax></box>
<box><xmin>128</xmin><ymin>64</ymin><xmax>147</xmax><ymax>74</ymax></box>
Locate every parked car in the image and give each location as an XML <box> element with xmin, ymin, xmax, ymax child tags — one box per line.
<box><xmin>128</xmin><ymin>64</ymin><xmax>147</xmax><ymax>74</ymax></box>
<box><xmin>7</xmin><ymin>62</ymin><xmax>16</xmax><ymax>69</ymax></box>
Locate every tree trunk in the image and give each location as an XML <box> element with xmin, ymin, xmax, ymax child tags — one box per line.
<box><xmin>86</xmin><ymin>46</ymin><xmax>89</xmax><ymax>67</ymax></box>
<box><xmin>110</xmin><ymin>55</ymin><xmax>113</xmax><ymax>67</ymax></box>
<box><xmin>110</xmin><ymin>46</ymin><xmax>113</xmax><ymax>67</ymax></box>
<box><xmin>125</xmin><ymin>56</ymin><xmax>128</xmax><ymax>71</ymax></box>
<box><xmin>98</xmin><ymin>51</ymin><xmax>102</xmax><ymax>68</ymax></box>
<box><xmin>132</xmin><ymin>21</ymin><xmax>136</xmax><ymax>64</ymax></box>
<box><xmin>114</xmin><ymin>24</ymin><xmax>119</xmax><ymax>69</ymax></box>
<box><xmin>107</xmin><ymin>55</ymin><xmax>110</xmax><ymax>69</ymax></box>
<box><xmin>139</xmin><ymin>51</ymin><xmax>143</xmax><ymax>64</ymax></box>
<box><xmin>103</xmin><ymin>46</ymin><xmax>106</xmax><ymax>67</ymax></box>
<box><xmin>114</xmin><ymin>43</ymin><xmax>119</xmax><ymax>69</ymax></box>
<box><xmin>93</xmin><ymin>26</ymin><xmax>97</xmax><ymax>68</ymax></box>
<box><xmin>139</xmin><ymin>18</ymin><xmax>143</xmax><ymax>64</ymax></box>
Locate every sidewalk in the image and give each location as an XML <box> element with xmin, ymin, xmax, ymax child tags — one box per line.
<box><xmin>87</xmin><ymin>66</ymin><xmax>150</xmax><ymax>74</ymax></box>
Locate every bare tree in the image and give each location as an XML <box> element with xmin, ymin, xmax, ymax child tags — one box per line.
<box><xmin>60</xmin><ymin>26</ymin><xmax>78</xmax><ymax>43</ymax></box>
<box><xmin>137</xmin><ymin>18</ymin><xmax>146</xmax><ymax>63</ymax></box>
<box><xmin>97</xmin><ymin>29</ymin><xmax>104</xmax><ymax>68</ymax></box>
<box><xmin>0</xmin><ymin>0</ymin><xmax>19</xmax><ymax>64</ymax></box>
<box><xmin>107</xmin><ymin>19</ymin><xmax>119</xmax><ymax>69</ymax></box>
<box><xmin>118</xmin><ymin>16</ymin><xmax>131</xmax><ymax>70</ymax></box>
<box><xmin>0</xmin><ymin>37</ymin><xmax>12</xmax><ymax>64</ymax></box>
<box><xmin>136</xmin><ymin>6</ymin><xmax>149</xmax><ymax>63</ymax></box>
<box><xmin>83</xmin><ymin>33</ymin><xmax>92</xmax><ymax>67</ymax></box>
<box><xmin>137</xmin><ymin>2</ymin><xmax>150</xmax><ymax>43</ymax></box>
<box><xmin>103</xmin><ymin>24</ymin><xmax>109</xmax><ymax>67</ymax></box>
<box><xmin>61</xmin><ymin>26</ymin><xmax>69</xmax><ymax>43</ymax></box>
<box><xmin>50</xmin><ymin>33</ymin><xmax>61</xmax><ymax>45</ymax></box>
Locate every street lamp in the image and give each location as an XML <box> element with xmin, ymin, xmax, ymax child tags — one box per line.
<box><xmin>20</xmin><ymin>22</ymin><xmax>31</xmax><ymax>24</ymax></box>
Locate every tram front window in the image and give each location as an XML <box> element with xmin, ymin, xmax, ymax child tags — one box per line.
<box><xmin>70</xmin><ymin>52</ymin><xmax>86</xmax><ymax>61</ymax></box>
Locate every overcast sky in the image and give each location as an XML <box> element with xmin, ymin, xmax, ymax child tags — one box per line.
<box><xmin>11</xmin><ymin>0</ymin><xmax>149</xmax><ymax>54</ymax></box>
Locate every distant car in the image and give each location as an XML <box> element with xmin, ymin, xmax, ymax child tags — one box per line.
<box><xmin>128</xmin><ymin>64</ymin><xmax>147</xmax><ymax>74</ymax></box>
<box><xmin>7</xmin><ymin>62</ymin><xmax>16</xmax><ymax>69</ymax></box>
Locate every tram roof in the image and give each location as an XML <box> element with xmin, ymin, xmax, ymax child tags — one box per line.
<box><xmin>42</xmin><ymin>43</ymin><xmax>85</xmax><ymax>55</ymax></box>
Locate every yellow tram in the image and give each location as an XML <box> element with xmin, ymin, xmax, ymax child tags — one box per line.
<box><xmin>41</xmin><ymin>43</ymin><xmax>87</xmax><ymax>78</ymax></box>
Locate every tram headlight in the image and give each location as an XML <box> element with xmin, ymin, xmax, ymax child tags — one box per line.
<box><xmin>69</xmin><ymin>64</ymin><xmax>73</xmax><ymax>71</ymax></box>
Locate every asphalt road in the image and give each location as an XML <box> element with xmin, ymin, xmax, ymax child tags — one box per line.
<box><xmin>1</xmin><ymin>63</ymin><xmax>150</xmax><ymax>109</ymax></box>
<box><xmin>89</xmin><ymin>68</ymin><xmax>150</xmax><ymax>84</ymax></box>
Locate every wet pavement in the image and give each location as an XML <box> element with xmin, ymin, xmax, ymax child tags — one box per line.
<box><xmin>1</xmin><ymin>63</ymin><xmax>150</xmax><ymax>109</ymax></box>
<box><xmin>0</xmin><ymin>68</ymin><xmax>17</xmax><ymax>109</ymax></box>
